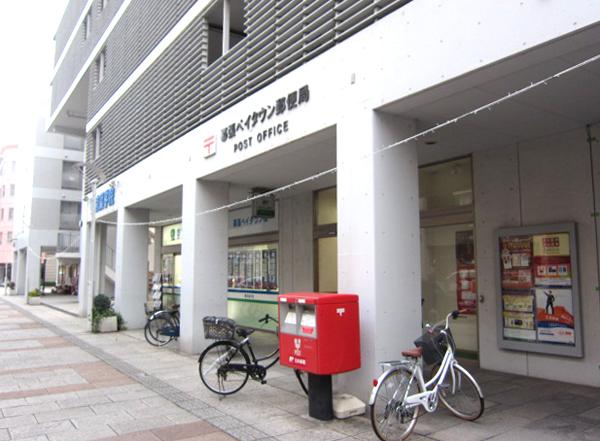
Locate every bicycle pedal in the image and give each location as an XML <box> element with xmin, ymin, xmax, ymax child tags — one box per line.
<box><xmin>261</xmin><ymin>380</ymin><xmax>267</xmax><ymax>385</ymax></box>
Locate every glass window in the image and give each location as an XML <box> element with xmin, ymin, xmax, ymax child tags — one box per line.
<box><xmin>60</xmin><ymin>201</ymin><xmax>81</xmax><ymax>230</ymax></box>
<box><xmin>419</xmin><ymin>157</ymin><xmax>472</xmax><ymax>212</ymax></box>
<box><xmin>6</xmin><ymin>232</ymin><xmax>11</xmax><ymax>243</ymax></box>
<box><xmin>315</xmin><ymin>187</ymin><xmax>337</xmax><ymax>225</ymax></box>
<box><xmin>10</xmin><ymin>184</ymin><xmax>14</xmax><ymax>196</ymax></box>
<box><xmin>95</xmin><ymin>49</ymin><xmax>106</xmax><ymax>85</ymax></box>
<box><xmin>93</xmin><ymin>127</ymin><xmax>102</xmax><ymax>159</ymax></box>
<box><xmin>0</xmin><ymin>233</ymin><xmax>3</xmax><ymax>244</ymax></box>
<box><xmin>206</xmin><ymin>0</ymin><xmax>246</xmax><ymax>65</ymax></box>
<box><xmin>421</xmin><ymin>224</ymin><xmax>478</xmax><ymax>353</ymax></box>
<box><xmin>314</xmin><ymin>187</ymin><xmax>337</xmax><ymax>292</ymax></box>
<box><xmin>62</xmin><ymin>161</ymin><xmax>83</xmax><ymax>190</ymax></box>
<box><xmin>83</xmin><ymin>9</ymin><xmax>92</xmax><ymax>40</ymax></box>
<box><xmin>228</xmin><ymin>243</ymin><xmax>278</xmax><ymax>291</ymax></box>
<box><xmin>8</xmin><ymin>208</ymin><xmax>13</xmax><ymax>220</ymax></box>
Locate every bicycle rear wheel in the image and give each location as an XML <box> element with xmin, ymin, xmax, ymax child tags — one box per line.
<box><xmin>144</xmin><ymin>314</ymin><xmax>175</xmax><ymax>346</ymax></box>
<box><xmin>438</xmin><ymin>363</ymin><xmax>484</xmax><ymax>420</ymax></box>
<box><xmin>370</xmin><ymin>366</ymin><xmax>419</xmax><ymax>441</ymax></box>
<box><xmin>198</xmin><ymin>341</ymin><xmax>250</xmax><ymax>395</ymax></box>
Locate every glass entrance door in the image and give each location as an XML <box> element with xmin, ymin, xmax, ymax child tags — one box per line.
<box><xmin>421</xmin><ymin>224</ymin><xmax>478</xmax><ymax>355</ymax></box>
<box><xmin>419</xmin><ymin>157</ymin><xmax>478</xmax><ymax>357</ymax></box>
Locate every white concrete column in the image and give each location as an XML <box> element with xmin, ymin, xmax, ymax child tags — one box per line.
<box><xmin>114</xmin><ymin>208</ymin><xmax>149</xmax><ymax>329</ymax></box>
<box><xmin>222</xmin><ymin>0</ymin><xmax>230</xmax><ymax>54</ymax></box>
<box><xmin>336</xmin><ymin>110</ymin><xmax>422</xmax><ymax>401</ymax></box>
<box><xmin>180</xmin><ymin>179</ymin><xmax>229</xmax><ymax>353</ymax></box>
<box><xmin>25</xmin><ymin>246</ymin><xmax>41</xmax><ymax>295</ymax></box>
<box><xmin>15</xmin><ymin>250</ymin><xmax>26</xmax><ymax>295</ymax></box>
<box><xmin>97</xmin><ymin>224</ymin><xmax>107</xmax><ymax>295</ymax></box>
<box><xmin>78</xmin><ymin>220</ymin><xmax>90</xmax><ymax>316</ymax></box>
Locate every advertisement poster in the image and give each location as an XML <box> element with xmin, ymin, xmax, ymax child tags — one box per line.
<box><xmin>455</xmin><ymin>231</ymin><xmax>477</xmax><ymax>314</ymax></box>
<box><xmin>497</xmin><ymin>224</ymin><xmax>580</xmax><ymax>356</ymax></box>
<box><xmin>535</xmin><ymin>288</ymin><xmax>575</xmax><ymax>344</ymax></box>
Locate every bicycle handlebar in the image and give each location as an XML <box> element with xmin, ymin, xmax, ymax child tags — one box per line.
<box><xmin>258</xmin><ymin>313</ymin><xmax>278</xmax><ymax>324</ymax></box>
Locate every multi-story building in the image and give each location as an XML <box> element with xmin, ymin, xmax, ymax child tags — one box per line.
<box><xmin>0</xmin><ymin>145</ymin><xmax>19</xmax><ymax>284</ymax></box>
<box><xmin>50</xmin><ymin>0</ymin><xmax>600</xmax><ymax>399</ymax></box>
<box><xmin>13</xmin><ymin>119</ymin><xmax>84</xmax><ymax>296</ymax></box>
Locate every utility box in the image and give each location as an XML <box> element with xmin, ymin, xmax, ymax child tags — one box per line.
<box><xmin>279</xmin><ymin>292</ymin><xmax>360</xmax><ymax>375</ymax></box>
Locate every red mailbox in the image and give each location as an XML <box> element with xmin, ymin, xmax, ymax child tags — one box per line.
<box><xmin>279</xmin><ymin>292</ymin><xmax>360</xmax><ymax>375</ymax></box>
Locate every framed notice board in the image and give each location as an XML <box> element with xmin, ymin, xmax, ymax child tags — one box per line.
<box><xmin>495</xmin><ymin>222</ymin><xmax>583</xmax><ymax>358</ymax></box>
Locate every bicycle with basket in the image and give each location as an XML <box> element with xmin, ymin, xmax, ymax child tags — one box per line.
<box><xmin>370</xmin><ymin>310</ymin><xmax>484</xmax><ymax>441</ymax></box>
<box><xmin>198</xmin><ymin>314</ymin><xmax>308</xmax><ymax>396</ymax></box>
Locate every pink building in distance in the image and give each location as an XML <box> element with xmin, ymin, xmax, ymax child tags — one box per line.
<box><xmin>0</xmin><ymin>145</ymin><xmax>18</xmax><ymax>283</ymax></box>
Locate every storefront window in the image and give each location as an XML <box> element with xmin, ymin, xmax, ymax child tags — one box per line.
<box><xmin>315</xmin><ymin>187</ymin><xmax>337</xmax><ymax>292</ymax></box>
<box><xmin>228</xmin><ymin>244</ymin><xmax>278</xmax><ymax>291</ymax></box>
<box><xmin>419</xmin><ymin>157</ymin><xmax>472</xmax><ymax>212</ymax></box>
<box><xmin>316</xmin><ymin>187</ymin><xmax>337</xmax><ymax>225</ymax></box>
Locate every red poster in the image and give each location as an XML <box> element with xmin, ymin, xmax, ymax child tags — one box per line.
<box><xmin>456</xmin><ymin>231</ymin><xmax>477</xmax><ymax>314</ymax></box>
<box><xmin>499</xmin><ymin>236</ymin><xmax>533</xmax><ymax>291</ymax></box>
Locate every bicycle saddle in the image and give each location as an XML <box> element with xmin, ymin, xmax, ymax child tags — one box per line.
<box><xmin>402</xmin><ymin>347</ymin><xmax>423</xmax><ymax>359</ymax></box>
<box><xmin>236</xmin><ymin>327</ymin><xmax>255</xmax><ymax>338</ymax></box>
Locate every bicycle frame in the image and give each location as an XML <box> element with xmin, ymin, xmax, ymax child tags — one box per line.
<box><xmin>239</xmin><ymin>336</ymin><xmax>280</xmax><ymax>370</ymax></box>
<box><xmin>370</xmin><ymin>312</ymin><xmax>460</xmax><ymax>414</ymax></box>
<box><xmin>402</xmin><ymin>340</ymin><xmax>457</xmax><ymax>413</ymax></box>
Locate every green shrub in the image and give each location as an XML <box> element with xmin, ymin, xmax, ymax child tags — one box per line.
<box><xmin>93</xmin><ymin>294</ymin><xmax>112</xmax><ymax>312</ymax></box>
<box><xmin>27</xmin><ymin>289</ymin><xmax>41</xmax><ymax>298</ymax></box>
<box><xmin>90</xmin><ymin>294</ymin><xmax>126</xmax><ymax>333</ymax></box>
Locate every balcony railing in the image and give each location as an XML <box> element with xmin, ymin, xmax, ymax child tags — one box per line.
<box><xmin>58</xmin><ymin>231</ymin><xmax>80</xmax><ymax>252</ymax></box>
<box><xmin>59</xmin><ymin>214</ymin><xmax>81</xmax><ymax>231</ymax></box>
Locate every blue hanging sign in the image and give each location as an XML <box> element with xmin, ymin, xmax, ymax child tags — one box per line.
<box><xmin>96</xmin><ymin>187</ymin><xmax>115</xmax><ymax>212</ymax></box>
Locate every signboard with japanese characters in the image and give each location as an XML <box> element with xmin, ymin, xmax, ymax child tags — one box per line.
<box><xmin>205</xmin><ymin>85</ymin><xmax>311</xmax><ymax>157</ymax></box>
<box><xmin>95</xmin><ymin>186</ymin><xmax>115</xmax><ymax>213</ymax></box>
<box><xmin>496</xmin><ymin>223</ymin><xmax>583</xmax><ymax>358</ymax></box>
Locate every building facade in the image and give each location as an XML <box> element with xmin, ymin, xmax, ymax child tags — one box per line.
<box><xmin>13</xmin><ymin>120</ymin><xmax>84</xmax><ymax>296</ymax></box>
<box><xmin>50</xmin><ymin>0</ymin><xmax>600</xmax><ymax>399</ymax></box>
<box><xmin>0</xmin><ymin>145</ymin><xmax>19</xmax><ymax>284</ymax></box>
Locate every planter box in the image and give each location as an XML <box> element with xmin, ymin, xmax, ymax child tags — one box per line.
<box><xmin>27</xmin><ymin>297</ymin><xmax>41</xmax><ymax>305</ymax></box>
<box><xmin>98</xmin><ymin>315</ymin><xmax>118</xmax><ymax>333</ymax></box>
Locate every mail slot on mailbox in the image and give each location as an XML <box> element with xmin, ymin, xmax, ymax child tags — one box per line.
<box><xmin>279</xmin><ymin>293</ymin><xmax>360</xmax><ymax>375</ymax></box>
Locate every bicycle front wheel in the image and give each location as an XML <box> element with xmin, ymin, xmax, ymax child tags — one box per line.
<box><xmin>144</xmin><ymin>314</ymin><xmax>174</xmax><ymax>346</ymax></box>
<box><xmin>370</xmin><ymin>366</ymin><xmax>420</xmax><ymax>441</ymax></box>
<box><xmin>198</xmin><ymin>341</ymin><xmax>250</xmax><ymax>395</ymax></box>
<box><xmin>438</xmin><ymin>363</ymin><xmax>484</xmax><ymax>420</ymax></box>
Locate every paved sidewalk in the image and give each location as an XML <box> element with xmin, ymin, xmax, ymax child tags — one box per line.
<box><xmin>1</xmin><ymin>297</ymin><xmax>599</xmax><ymax>441</ymax></box>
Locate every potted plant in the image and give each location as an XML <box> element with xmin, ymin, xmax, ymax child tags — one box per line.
<box><xmin>91</xmin><ymin>294</ymin><xmax>125</xmax><ymax>333</ymax></box>
<box><xmin>27</xmin><ymin>289</ymin><xmax>42</xmax><ymax>305</ymax></box>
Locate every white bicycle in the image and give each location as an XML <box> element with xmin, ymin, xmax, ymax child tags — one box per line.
<box><xmin>369</xmin><ymin>310</ymin><xmax>484</xmax><ymax>440</ymax></box>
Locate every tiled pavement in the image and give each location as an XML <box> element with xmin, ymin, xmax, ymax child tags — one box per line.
<box><xmin>1</xmin><ymin>297</ymin><xmax>600</xmax><ymax>441</ymax></box>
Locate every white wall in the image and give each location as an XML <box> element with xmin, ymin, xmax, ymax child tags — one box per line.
<box><xmin>279</xmin><ymin>192</ymin><xmax>314</xmax><ymax>293</ymax></box>
<box><xmin>474</xmin><ymin>125</ymin><xmax>600</xmax><ymax>386</ymax></box>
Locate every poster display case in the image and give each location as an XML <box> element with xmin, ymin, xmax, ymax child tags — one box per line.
<box><xmin>495</xmin><ymin>222</ymin><xmax>583</xmax><ymax>357</ymax></box>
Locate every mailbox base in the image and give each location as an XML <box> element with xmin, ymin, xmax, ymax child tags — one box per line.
<box><xmin>308</xmin><ymin>374</ymin><xmax>333</xmax><ymax>421</ymax></box>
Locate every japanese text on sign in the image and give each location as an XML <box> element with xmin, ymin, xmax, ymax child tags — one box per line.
<box><xmin>95</xmin><ymin>187</ymin><xmax>115</xmax><ymax>213</ymax></box>
<box><xmin>220</xmin><ymin>85</ymin><xmax>310</xmax><ymax>144</ymax></box>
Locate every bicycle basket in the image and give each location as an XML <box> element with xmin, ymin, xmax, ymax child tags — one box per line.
<box><xmin>414</xmin><ymin>327</ymin><xmax>447</xmax><ymax>366</ymax></box>
<box><xmin>203</xmin><ymin>316</ymin><xmax>236</xmax><ymax>340</ymax></box>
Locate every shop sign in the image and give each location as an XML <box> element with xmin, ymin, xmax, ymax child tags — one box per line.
<box><xmin>208</xmin><ymin>85</ymin><xmax>310</xmax><ymax>155</ymax></box>
<box><xmin>229</xmin><ymin>205</ymin><xmax>278</xmax><ymax>237</ymax></box>
<box><xmin>163</xmin><ymin>223</ymin><xmax>182</xmax><ymax>246</ymax></box>
<box><xmin>95</xmin><ymin>187</ymin><xmax>115</xmax><ymax>213</ymax></box>
<box><xmin>496</xmin><ymin>222</ymin><xmax>582</xmax><ymax>358</ymax></box>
